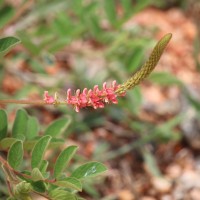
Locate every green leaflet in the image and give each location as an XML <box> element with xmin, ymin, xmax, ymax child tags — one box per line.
<box><xmin>44</xmin><ymin>117</ymin><xmax>71</xmax><ymax>137</ymax></box>
<box><xmin>0</xmin><ymin>137</ymin><xmax>19</xmax><ymax>149</ymax></box>
<box><xmin>12</xmin><ymin>109</ymin><xmax>28</xmax><ymax>139</ymax></box>
<box><xmin>31</xmin><ymin>180</ymin><xmax>46</xmax><ymax>193</ymax></box>
<box><xmin>116</xmin><ymin>33</ymin><xmax>172</xmax><ymax>94</ymax></box>
<box><xmin>54</xmin><ymin>145</ymin><xmax>78</xmax><ymax>178</ymax></box>
<box><xmin>49</xmin><ymin>189</ymin><xmax>77</xmax><ymax>200</ymax></box>
<box><xmin>0</xmin><ymin>109</ymin><xmax>8</xmax><ymax>140</ymax></box>
<box><xmin>71</xmin><ymin>161</ymin><xmax>107</xmax><ymax>179</ymax></box>
<box><xmin>8</xmin><ymin>140</ymin><xmax>23</xmax><ymax>170</ymax></box>
<box><xmin>31</xmin><ymin>135</ymin><xmax>52</xmax><ymax>169</ymax></box>
<box><xmin>31</xmin><ymin>168</ymin><xmax>44</xmax><ymax>181</ymax></box>
<box><xmin>40</xmin><ymin>160</ymin><xmax>49</xmax><ymax>174</ymax></box>
<box><xmin>26</xmin><ymin>116</ymin><xmax>39</xmax><ymax>140</ymax></box>
<box><xmin>0</xmin><ymin>36</ymin><xmax>20</xmax><ymax>54</ymax></box>
<box><xmin>53</xmin><ymin>177</ymin><xmax>82</xmax><ymax>191</ymax></box>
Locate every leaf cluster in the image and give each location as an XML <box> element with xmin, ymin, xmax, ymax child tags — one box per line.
<box><xmin>0</xmin><ymin>109</ymin><xmax>107</xmax><ymax>200</ymax></box>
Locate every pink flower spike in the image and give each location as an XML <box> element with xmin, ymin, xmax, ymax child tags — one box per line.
<box><xmin>46</xmin><ymin>80</ymin><xmax>126</xmax><ymax>111</ymax></box>
<box><xmin>44</xmin><ymin>91</ymin><xmax>55</xmax><ymax>104</ymax></box>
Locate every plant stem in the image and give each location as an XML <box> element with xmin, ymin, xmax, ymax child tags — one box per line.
<box><xmin>0</xmin><ymin>155</ymin><xmax>56</xmax><ymax>184</ymax></box>
<box><xmin>0</xmin><ymin>99</ymin><xmax>68</xmax><ymax>106</ymax></box>
<box><xmin>0</xmin><ymin>99</ymin><xmax>46</xmax><ymax>105</ymax></box>
<box><xmin>0</xmin><ymin>155</ymin><xmax>53</xmax><ymax>199</ymax></box>
<box><xmin>6</xmin><ymin>179</ymin><xmax>14</xmax><ymax>197</ymax></box>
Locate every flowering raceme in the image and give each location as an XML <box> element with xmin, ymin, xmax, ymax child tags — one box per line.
<box><xmin>43</xmin><ymin>33</ymin><xmax>172</xmax><ymax>112</ymax></box>
<box><xmin>44</xmin><ymin>81</ymin><xmax>125</xmax><ymax>112</ymax></box>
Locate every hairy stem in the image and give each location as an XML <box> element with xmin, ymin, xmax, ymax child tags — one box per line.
<box><xmin>0</xmin><ymin>99</ymin><xmax>45</xmax><ymax>105</ymax></box>
<box><xmin>0</xmin><ymin>155</ymin><xmax>54</xmax><ymax>199</ymax></box>
<box><xmin>0</xmin><ymin>99</ymin><xmax>68</xmax><ymax>106</ymax></box>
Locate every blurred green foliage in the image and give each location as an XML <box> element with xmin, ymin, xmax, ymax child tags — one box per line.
<box><xmin>0</xmin><ymin>0</ymin><xmax>199</xmax><ymax>199</ymax></box>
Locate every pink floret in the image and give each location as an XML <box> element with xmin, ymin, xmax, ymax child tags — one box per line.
<box><xmin>44</xmin><ymin>91</ymin><xmax>55</xmax><ymax>104</ymax></box>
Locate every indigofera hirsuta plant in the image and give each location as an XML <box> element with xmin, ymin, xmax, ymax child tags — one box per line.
<box><xmin>0</xmin><ymin>33</ymin><xmax>172</xmax><ymax>200</ymax></box>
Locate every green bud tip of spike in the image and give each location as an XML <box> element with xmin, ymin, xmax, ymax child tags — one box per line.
<box><xmin>115</xmin><ymin>33</ymin><xmax>172</xmax><ymax>95</ymax></box>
